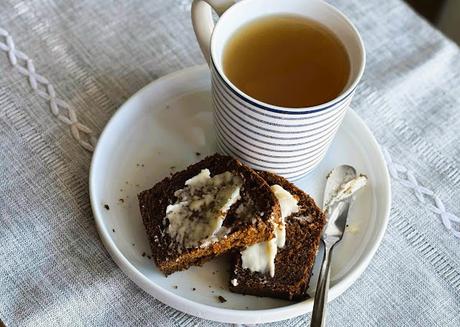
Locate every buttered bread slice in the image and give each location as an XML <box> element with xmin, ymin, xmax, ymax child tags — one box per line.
<box><xmin>229</xmin><ymin>170</ymin><xmax>326</xmax><ymax>301</ymax></box>
<box><xmin>138</xmin><ymin>154</ymin><xmax>281</xmax><ymax>275</ymax></box>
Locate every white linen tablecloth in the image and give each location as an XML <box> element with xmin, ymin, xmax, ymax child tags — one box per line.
<box><xmin>0</xmin><ymin>0</ymin><xmax>459</xmax><ymax>326</ymax></box>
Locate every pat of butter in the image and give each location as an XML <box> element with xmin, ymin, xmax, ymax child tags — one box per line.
<box><xmin>241</xmin><ymin>238</ymin><xmax>277</xmax><ymax>277</ymax></box>
<box><xmin>165</xmin><ymin>169</ymin><xmax>243</xmax><ymax>248</ymax></box>
<box><xmin>185</xmin><ymin>168</ymin><xmax>210</xmax><ymax>186</ymax></box>
<box><xmin>270</xmin><ymin>184</ymin><xmax>299</xmax><ymax>248</ymax></box>
<box><xmin>240</xmin><ymin>184</ymin><xmax>299</xmax><ymax>277</ymax></box>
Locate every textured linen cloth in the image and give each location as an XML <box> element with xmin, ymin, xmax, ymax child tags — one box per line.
<box><xmin>1</xmin><ymin>0</ymin><xmax>459</xmax><ymax>326</ymax></box>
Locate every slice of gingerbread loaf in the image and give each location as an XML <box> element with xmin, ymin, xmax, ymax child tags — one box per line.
<box><xmin>138</xmin><ymin>154</ymin><xmax>281</xmax><ymax>276</ymax></box>
<box><xmin>229</xmin><ymin>170</ymin><xmax>326</xmax><ymax>301</ymax></box>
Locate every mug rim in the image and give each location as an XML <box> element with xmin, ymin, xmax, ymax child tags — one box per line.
<box><xmin>210</xmin><ymin>0</ymin><xmax>366</xmax><ymax>114</ymax></box>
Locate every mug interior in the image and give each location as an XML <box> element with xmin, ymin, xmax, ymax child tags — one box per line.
<box><xmin>210</xmin><ymin>0</ymin><xmax>365</xmax><ymax>111</ymax></box>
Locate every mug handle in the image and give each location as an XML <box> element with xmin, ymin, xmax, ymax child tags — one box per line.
<box><xmin>191</xmin><ymin>0</ymin><xmax>235</xmax><ymax>65</ymax></box>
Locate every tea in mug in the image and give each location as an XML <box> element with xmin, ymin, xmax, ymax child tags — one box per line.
<box><xmin>223</xmin><ymin>15</ymin><xmax>350</xmax><ymax>108</ymax></box>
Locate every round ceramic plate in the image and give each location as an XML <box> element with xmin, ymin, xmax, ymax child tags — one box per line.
<box><xmin>89</xmin><ymin>65</ymin><xmax>391</xmax><ymax>324</ymax></box>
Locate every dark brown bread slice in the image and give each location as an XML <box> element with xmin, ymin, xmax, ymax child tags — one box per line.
<box><xmin>229</xmin><ymin>170</ymin><xmax>326</xmax><ymax>301</ymax></box>
<box><xmin>138</xmin><ymin>154</ymin><xmax>281</xmax><ymax>276</ymax></box>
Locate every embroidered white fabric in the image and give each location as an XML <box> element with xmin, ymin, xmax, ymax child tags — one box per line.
<box><xmin>383</xmin><ymin>148</ymin><xmax>460</xmax><ymax>238</ymax></box>
<box><xmin>0</xmin><ymin>28</ymin><xmax>97</xmax><ymax>151</ymax></box>
<box><xmin>0</xmin><ymin>0</ymin><xmax>459</xmax><ymax>326</ymax></box>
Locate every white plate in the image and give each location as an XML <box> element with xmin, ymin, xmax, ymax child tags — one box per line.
<box><xmin>89</xmin><ymin>65</ymin><xmax>391</xmax><ymax>324</ymax></box>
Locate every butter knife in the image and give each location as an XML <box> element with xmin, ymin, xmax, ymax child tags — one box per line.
<box><xmin>310</xmin><ymin>165</ymin><xmax>359</xmax><ymax>327</ymax></box>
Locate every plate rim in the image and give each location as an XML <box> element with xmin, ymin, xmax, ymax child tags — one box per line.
<box><xmin>89</xmin><ymin>65</ymin><xmax>391</xmax><ymax>324</ymax></box>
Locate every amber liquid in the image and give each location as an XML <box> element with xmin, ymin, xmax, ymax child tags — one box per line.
<box><xmin>223</xmin><ymin>15</ymin><xmax>351</xmax><ymax>108</ymax></box>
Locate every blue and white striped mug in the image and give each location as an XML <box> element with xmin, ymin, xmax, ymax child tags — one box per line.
<box><xmin>192</xmin><ymin>0</ymin><xmax>365</xmax><ymax>180</ymax></box>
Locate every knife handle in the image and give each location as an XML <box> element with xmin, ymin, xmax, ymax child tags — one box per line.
<box><xmin>310</xmin><ymin>240</ymin><xmax>334</xmax><ymax>327</ymax></box>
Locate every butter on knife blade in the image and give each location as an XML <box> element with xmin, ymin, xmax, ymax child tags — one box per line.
<box><xmin>324</xmin><ymin>174</ymin><xmax>368</xmax><ymax>210</ymax></box>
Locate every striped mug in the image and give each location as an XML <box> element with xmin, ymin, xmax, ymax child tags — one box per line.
<box><xmin>192</xmin><ymin>0</ymin><xmax>365</xmax><ymax>180</ymax></box>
